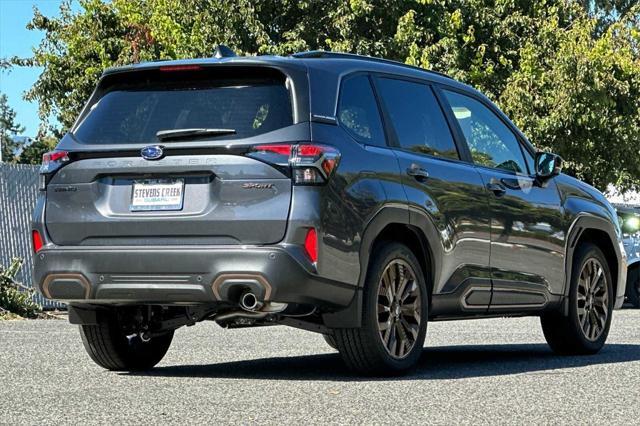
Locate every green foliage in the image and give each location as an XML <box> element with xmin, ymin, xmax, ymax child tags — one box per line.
<box><xmin>0</xmin><ymin>258</ymin><xmax>42</xmax><ymax>319</ymax></box>
<box><xmin>17</xmin><ymin>134</ymin><xmax>57</xmax><ymax>165</ymax></box>
<box><xmin>10</xmin><ymin>0</ymin><xmax>640</xmax><ymax>190</ymax></box>
<box><xmin>0</xmin><ymin>93</ymin><xmax>25</xmax><ymax>162</ymax></box>
<box><xmin>500</xmin><ymin>6</ymin><xmax>640</xmax><ymax>190</ymax></box>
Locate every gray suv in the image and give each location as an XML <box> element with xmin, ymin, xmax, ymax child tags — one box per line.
<box><xmin>32</xmin><ymin>49</ymin><xmax>627</xmax><ymax>375</ymax></box>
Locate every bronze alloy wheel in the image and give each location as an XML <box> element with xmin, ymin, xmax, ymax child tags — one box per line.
<box><xmin>577</xmin><ymin>258</ymin><xmax>610</xmax><ymax>341</ymax></box>
<box><xmin>377</xmin><ymin>259</ymin><xmax>422</xmax><ymax>359</ymax></box>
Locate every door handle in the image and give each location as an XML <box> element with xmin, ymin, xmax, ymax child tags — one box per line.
<box><xmin>486</xmin><ymin>180</ymin><xmax>507</xmax><ymax>196</ymax></box>
<box><xmin>407</xmin><ymin>164</ymin><xmax>429</xmax><ymax>181</ymax></box>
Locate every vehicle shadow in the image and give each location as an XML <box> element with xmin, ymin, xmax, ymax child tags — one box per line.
<box><xmin>124</xmin><ymin>343</ymin><xmax>640</xmax><ymax>381</ymax></box>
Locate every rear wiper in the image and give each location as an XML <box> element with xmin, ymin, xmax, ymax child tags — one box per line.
<box><xmin>156</xmin><ymin>128</ymin><xmax>236</xmax><ymax>141</ymax></box>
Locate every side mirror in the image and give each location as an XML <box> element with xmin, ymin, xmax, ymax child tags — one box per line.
<box><xmin>535</xmin><ymin>152</ymin><xmax>563</xmax><ymax>179</ymax></box>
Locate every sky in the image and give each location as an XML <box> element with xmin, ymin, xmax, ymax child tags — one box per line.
<box><xmin>0</xmin><ymin>0</ymin><xmax>78</xmax><ymax>137</ymax></box>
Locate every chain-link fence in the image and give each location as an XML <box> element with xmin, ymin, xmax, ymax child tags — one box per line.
<box><xmin>0</xmin><ymin>163</ymin><xmax>63</xmax><ymax>309</ymax></box>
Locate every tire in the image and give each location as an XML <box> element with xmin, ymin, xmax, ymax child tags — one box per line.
<box><xmin>323</xmin><ymin>334</ymin><xmax>338</xmax><ymax>350</ymax></box>
<box><xmin>333</xmin><ymin>242</ymin><xmax>429</xmax><ymax>375</ymax></box>
<box><xmin>541</xmin><ymin>243</ymin><xmax>613</xmax><ymax>355</ymax></box>
<box><xmin>79</xmin><ymin>312</ymin><xmax>174</xmax><ymax>371</ymax></box>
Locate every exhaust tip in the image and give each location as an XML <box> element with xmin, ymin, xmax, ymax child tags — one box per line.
<box><xmin>240</xmin><ymin>292</ymin><xmax>263</xmax><ymax>312</ymax></box>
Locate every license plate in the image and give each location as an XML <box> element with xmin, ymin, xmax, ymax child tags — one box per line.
<box><xmin>130</xmin><ymin>179</ymin><xmax>184</xmax><ymax>211</ymax></box>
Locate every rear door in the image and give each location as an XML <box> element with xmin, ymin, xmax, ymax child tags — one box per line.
<box><xmin>45</xmin><ymin>66</ymin><xmax>305</xmax><ymax>246</ymax></box>
<box><xmin>440</xmin><ymin>89</ymin><xmax>565</xmax><ymax>311</ymax></box>
<box><xmin>373</xmin><ymin>76</ymin><xmax>492</xmax><ymax>312</ymax></box>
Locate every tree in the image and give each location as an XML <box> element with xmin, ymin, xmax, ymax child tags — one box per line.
<box><xmin>13</xmin><ymin>0</ymin><xmax>572</xmax><ymax>132</ymax></box>
<box><xmin>0</xmin><ymin>93</ymin><xmax>25</xmax><ymax>163</ymax></box>
<box><xmin>11</xmin><ymin>0</ymin><xmax>640</xmax><ymax>190</ymax></box>
<box><xmin>17</xmin><ymin>133</ymin><xmax>57</xmax><ymax>165</ymax></box>
<box><xmin>500</xmin><ymin>6</ymin><xmax>640</xmax><ymax>190</ymax></box>
<box><xmin>0</xmin><ymin>58</ymin><xmax>10</xmax><ymax>71</ymax></box>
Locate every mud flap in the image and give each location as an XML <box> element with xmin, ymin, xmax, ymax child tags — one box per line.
<box><xmin>322</xmin><ymin>288</ymin><xmax>362</xmax><ymax>328</ymax></box>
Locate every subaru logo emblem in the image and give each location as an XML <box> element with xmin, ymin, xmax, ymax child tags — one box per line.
<box><xmin>141</xmin><ymin>145</ymin><xmax>164</xmax><ymax>160</ymax></box>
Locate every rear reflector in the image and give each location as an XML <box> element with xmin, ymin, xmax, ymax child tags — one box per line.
<box><xmin>32</xmin><ymin>230</ymin><xmax>44</xmax><ymax>253</ymax></box>
<box><xmin>304</xmin><ymin>228</ymin><xmax>318</xmax><ymax>263</ymax></box>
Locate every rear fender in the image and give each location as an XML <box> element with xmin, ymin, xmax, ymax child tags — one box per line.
<box><xmin>323</xmin><ymin>205</ymin><xmax>439</xmax><ymax>328</ymax></box>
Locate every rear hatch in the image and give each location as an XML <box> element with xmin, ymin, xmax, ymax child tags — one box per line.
<box><xmin>44</xmin><ymin>64</ymin><xmax>309</xmax><ymax>246</ymax></box>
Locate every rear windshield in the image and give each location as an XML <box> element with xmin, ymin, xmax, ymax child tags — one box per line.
<box><xmin>73</xmin><ymin>75</ymin><xmax>293</xmax><ymax>144</ymax></box>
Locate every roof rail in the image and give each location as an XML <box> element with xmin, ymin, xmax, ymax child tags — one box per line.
<box><xmin>291</xmin><ymin>50</ymin><xmax>452</xmax><ymax>80</ymax></box>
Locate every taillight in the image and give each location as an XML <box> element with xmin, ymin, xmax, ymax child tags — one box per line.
<box><xmin>41</xmin><ymin>150</ymin><xmax>69</xmax><ymax>173</ymax></box>
<box><xmin>292</xmin><ymin>144</ymin><xmax>340</xmax><ymax>184</ymax></box>
<box><xmin>32</xmin><ymin>230</ymin><xmax>44</xmax><ymax>253</ymax></box>
<box><xmin>251</xmin><ymin>143</ymin><xmax>340</xmax><ymax>185</ymax></box>
<box><xmin>159</xmin><ymin>65</ymin><xmax>203</xmax><ymax>72</ymax></box>
<box><xmin>40</xmin><ymin>150</ymin><xmax>70</xmax><ymax>190</ymax></box>
<box><xmin>304</xmin><ymin>228</ymin><xmax>318</xmax><ymax>263</ymax></box>
<box><xmin>253</xmin><ymin>144</ymin><xmax>292</xmax><ymax>156</ymax></box>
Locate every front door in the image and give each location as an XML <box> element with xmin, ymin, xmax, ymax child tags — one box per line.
<box><xmin>440</xmin><ymin>89</ymin><xmax>565</xmax><ymax>312</ymax></box>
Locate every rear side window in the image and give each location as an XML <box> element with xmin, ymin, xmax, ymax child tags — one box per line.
<box><xmin>73</xmin><ymin>75</ymin><xmax>293</xmax><ymax>144</ymax></box>
<box><xmin>376</xmin><ymin>78</ymin><xmax>458</xmax><ymax>159</ymax></box>
<box><xmin>337</xmin><ymin>75</ymin><xmax>386</xmax><ymax>146</ymax></box>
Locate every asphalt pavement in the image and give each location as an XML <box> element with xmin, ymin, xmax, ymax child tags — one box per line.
<box><xmin>2</xmin><ymin>311</ymin><xmax>640</xmax><ymax>425</ymax></box>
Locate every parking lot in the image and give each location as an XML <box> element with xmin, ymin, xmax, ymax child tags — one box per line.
<box><xmin>2</xmin><ymin>312</ymin><xmax>640</xmax><ymax>425</ymax></box>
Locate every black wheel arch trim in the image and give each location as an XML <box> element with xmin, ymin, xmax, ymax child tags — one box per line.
<box><xmin>563</xmin><ymin>214</ymin><xmax>622</xmax><ymax>299</ymax></box>
<box><xmin>357</xmin><ymin>204</ymin><xmax>439</xmax><ymax>289</ymax></box>
<box><xmin>357</xmin><ymin>205</ymin><xmax>409</xmax><ymax>288</ymax></box>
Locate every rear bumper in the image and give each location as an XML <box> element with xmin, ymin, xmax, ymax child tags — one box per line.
<box><xmin>33</xmin><ymin>245</ymin><xmax>356</xmax><ymax>308</ymax></box>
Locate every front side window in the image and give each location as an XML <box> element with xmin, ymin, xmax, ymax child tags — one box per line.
<box><xmin>337</xmin><ymin>74</ymin><xmax>386</xmax><ymax>146</ymax></box>
<box><xmin>443</xmin><ymin>90</ymin><xmax>528</xmax><ymax>174</ymax></box>
<box><xmin>375</xmin><ymin>78</ymin><xmax>459</xmax><ymax>160</ymax></box>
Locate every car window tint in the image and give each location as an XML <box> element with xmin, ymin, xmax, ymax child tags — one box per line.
<box><xmin>337</xmin><ymin>75</ymin><xmax>386</xmax><ymax>146</ymax></box>
<box><xmin>74</xmin><ymin>79</ymin><xmax>292</xmax><ymax>144</ymax></box>
<box><xmin>376</xmin><ymin>78</ymin><xmax>458</xmax><ymax>159</ymax></box>
<box><xmin>443</xmin><ymin>90</ymin><xmax>528</xmax><ymax>174</ymax></box>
